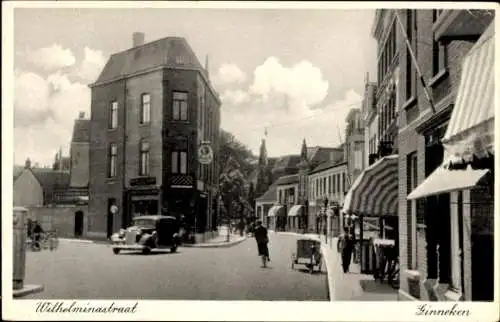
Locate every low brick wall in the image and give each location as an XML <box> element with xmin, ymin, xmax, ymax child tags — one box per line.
<box><xmin>27</xmin><ymin>205</ymin><xmax>89</xmax><ymax>239</ymax></box>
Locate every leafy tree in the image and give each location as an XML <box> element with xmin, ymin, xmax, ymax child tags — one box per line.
<box><xmin>217</xmin><ymin>129</ymin><xmax>257</xmax><ymax>233</ymax></box>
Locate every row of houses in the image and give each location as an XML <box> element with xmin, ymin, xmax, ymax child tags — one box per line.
<box><xmin>254</xmin><ymin>9</ymin><xmax>495</xmax><ymax>303</ymax></box>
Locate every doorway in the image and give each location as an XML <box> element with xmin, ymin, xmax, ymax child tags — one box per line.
<box><xmin>107</xmin><ymin>198</ymin><xmax>116</xmax><ymax>238</ymax></box>
<box><xmin>74</xmin><ymin>211</ymin><xmax>84</xmax><ymax>237</ymax></box>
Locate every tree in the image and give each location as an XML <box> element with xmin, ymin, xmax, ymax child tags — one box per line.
<box><xmin>217</xmin><ymin>129</ymin><xmax>258</xmax><ymax>233</ymax></box>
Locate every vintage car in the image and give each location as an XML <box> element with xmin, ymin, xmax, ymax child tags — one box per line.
<box><xmin>110</xmin><ymin>215</ymin><xmax>181</xmax><ymax>254</ymax></box>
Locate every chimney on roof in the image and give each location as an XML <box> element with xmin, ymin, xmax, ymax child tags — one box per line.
<box><xmin>25</xmin><ymin>158</ymin><xmax>31</xmax><ymax>169</ymax></box>
<box><xmin>132</xmin><ymin>32</ymin><xmax>145</xmax><ymax>47</ymax></box>
<box><xmin>78</xmin><ymin>111</ymin><xmax>85</xmax><ymax>119</ymax></box>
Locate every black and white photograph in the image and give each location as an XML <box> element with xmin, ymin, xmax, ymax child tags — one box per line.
<box><xmin>3</xmin><ymin>1</ymin><xmax>499</xmax><ymax>321</ymax></box>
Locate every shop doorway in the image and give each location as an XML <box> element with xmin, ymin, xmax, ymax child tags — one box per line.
<box><xmin>74</xmin><ymin>211</ymin><xmax>84</xmax><ymax>237</ymax></box>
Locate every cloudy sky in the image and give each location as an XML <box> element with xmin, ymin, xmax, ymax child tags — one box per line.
<box><xmin>12</xmin><ymin>6</ymin><xmax>377</xmax><ymax>166</ymax></box>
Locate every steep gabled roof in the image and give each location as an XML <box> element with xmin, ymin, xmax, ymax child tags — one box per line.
<box><xmin>72</xmin><ymin>119</ymin><xmax>90</xmax><ymax>143</ymax></box>
<box><xmin>255</xmin><ymin>184</ymin><xmax>277</xmax><ymax>203</ymax></box>
<box><xmin>13</xmin><ymin>165</ymin><xmax>24</xmax><ymax>181</ymax></box>
<box><xmin>310</xmin><ymin>160</ymin><xmax>347</xmax><ymax>175</ymax></box>
<box><xmin>31</xmin><ymin>168</ymin><xmax>70</xmax><ymax>192</ymax></box>
<box><xmin>274</xmin><ymin>174</ymin><xmax>299</xmax><ymax>186</ymax></box>
<box><xmin>92</xmin><ymin>37</ymin><xmax>208</xmax><ymax>87</ymax></box>
<box><xmin>272</xmin><ymin>155</ymin><xmax>301</xmax><ymax>171</ymax></box>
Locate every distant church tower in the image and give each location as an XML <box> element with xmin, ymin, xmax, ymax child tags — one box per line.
<box><xmin>298</xmin><ymin>138</ymin><xmax>310</xmax><ymax>230</ymax></box>
<box><xmin>255</xmin><ymin>130</ymin><xmax>271</xmax><ymax>197</ymax></box>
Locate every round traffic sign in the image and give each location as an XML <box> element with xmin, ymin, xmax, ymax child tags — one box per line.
<box><xmin>110</xmin><ymin>205</ymin><xmax>118</xmax><ymax>214</ymax></box>
<box><xmin>198</xmin><ymin>144</ymin><xmax>214</xmax><ymax>165</ymax></box>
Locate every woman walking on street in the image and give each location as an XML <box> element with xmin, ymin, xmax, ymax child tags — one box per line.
<box><xmin>254</xmin><ymin>220</ymin><xmax>270</xmax><ymax>268</ymax></box>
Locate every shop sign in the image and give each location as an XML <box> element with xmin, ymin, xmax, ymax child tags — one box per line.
<box><xmin>198</xmin><ymin>143</ymin><xmax>213</xmax><ymax>165</ymax></box>
<box><xmin>130</xmin><ymin>177</ymin><xmax>156</xmax><ymax>186</ymax></box>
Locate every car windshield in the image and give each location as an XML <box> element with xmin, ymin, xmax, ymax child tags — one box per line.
<box><xmin>132</xmin><ymin>219</ymin><xmax>155</xmax><ymax>229</ymax></box>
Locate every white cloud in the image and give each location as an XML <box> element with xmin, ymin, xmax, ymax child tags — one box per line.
<box><xmin>220</xmin><ymin>89</ymin><xmax>250</xmax><ymax>106</ymax></box>
<box><xmin>14</xmin><ymin>70</ymin><xmax>90</xmax><ymax>166</ymax></box>
<box><xmin>217</xmin><ymin>63</ymin><xmax>247</xmax><ymax>84</ymax></box>
<box><xmin>250</xmin><ymin>57</ymin><xmax>329</xmax><ymax>106</ymax></box>
<box><xmin>76</xmin><ymin>47</ymin><xmax>107</xmax><ymax>83</ymax></box>
<box><xmin>221</xmin><ymin>89</ymin><xmax>362</xmax><ymax>158</ymax></box>
<box><xmin>27</xmin><ymin>44</ymin><xmax>76</xmax><ymax>71</ymax></box>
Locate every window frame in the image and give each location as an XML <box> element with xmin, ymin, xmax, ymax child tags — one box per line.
<box><xmin>139</xmin><ymin>139</ymin><xmax>150</xmax><ymax>176</ymax></box>
<box><xmin>109</xmin><ymin>101</ymin><xmax>118</xmax><ymax>130</ymax></box>
<box><xmin>140</xmin><ymin>93</ymin><xmax>151</xmax><ymax>124</ymax></box>
<box><xmin>108</xmin><ymin>143</ymin><xmax>117</xmax><ymax>178</ymax></box>
<box><xmin>172</xmin><ymin>91</ymin><xmax>189</xmax><ymax>122</ymax></box>
<box><xmin>171</xmin><ymin>150</ymin><xmax>188</xmax><ymax>174</ymax></box>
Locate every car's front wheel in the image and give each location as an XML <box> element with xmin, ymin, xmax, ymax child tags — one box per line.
<box><xmin>170</xmin><ymin>244</ymin><xmax>178</xmax><ymax>253</ymax></box>
<box><xmin>112</xmin><ymin>248</ymin><xmax>120</xmax><ymax>255</ymax></box>
<box><xmin>142</xmin><ymin>247</ymin><xmax>151</xmax><ymax>254</ymax></box>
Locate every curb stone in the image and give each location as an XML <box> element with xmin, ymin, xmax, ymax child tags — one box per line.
<box><xmin>59</xmin><ymin>238</ymin><xmax>95</xmax><ymax>244</ymax></box>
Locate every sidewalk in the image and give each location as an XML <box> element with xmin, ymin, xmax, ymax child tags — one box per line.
<box><xmin>273</xmin><ymin>231</ymin><xmax>398</xmax><ymax>301</ymax></box>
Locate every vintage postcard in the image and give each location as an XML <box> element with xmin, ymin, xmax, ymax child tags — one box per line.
<box><xmin>2</xmin><ymin>1</ymin><xmax>499</xmax><ymax>321</ymax></box>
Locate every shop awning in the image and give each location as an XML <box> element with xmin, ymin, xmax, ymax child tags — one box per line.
<box><xmin>407</xmin><ymin>165</ymin><xmax>490</xmax><ymax>200</ymax></box>
<box><xmin>441</xmin><ymin>22</ymin><xmax>495</xmax><ymax>164</ymax></box>
<box><xmin>268</xmin><ymin>205</ymin><xmax>283</xmax><ymax>217</ymax></box>
<box><xmin>287</xmin><ymin>205</ymin><xmax>302</xmax><ymax>217</ymax></box>
<box><xmin>342</xmin><ymin>155</ymin><xmax>399</xmax><ymax>217</ymax></box>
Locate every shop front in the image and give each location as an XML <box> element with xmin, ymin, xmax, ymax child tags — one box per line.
<box><xmin>267</xmin><ymin>205</ymin><xmax>284</xmax><ymax>231</ymax></box>
<box><xmin>342</xmin><ymin>154</ymin><xmax>399</xmax><ymax>275</ymax></box>
<box><xmin>407</xmin><ymin>23</ymin><xmax>494</xmax><ymax>302</ymax></box>
<box><xmin>125</xmin><ymin>177</ymin><xmax>161</xmax><ymax>227</ymax></box>
<box><xmin>287</xmin><ymin>205</ymin><xmax>302</xmax><ymax>232</ymax></box>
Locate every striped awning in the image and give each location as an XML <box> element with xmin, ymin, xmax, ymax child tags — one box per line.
<box><xmin>442</xmin><ymin>22</ymin><xmax>495</xmax><ymax>165</ymax></box>
<box><xmin>342</xmin><ymin>155</ymin><xmax>399</xmax><ymax>217</ymax></box>
<box><xmin>267</xmin><ymin>205</ymin><xmax>283</xmax><ymax>217</ymax></box>
<box><xmin>407</xmin><ymin>165</ymin><xmax>490</xmax><ymax>200</ymax></box>
<box><xmin>287</xmin><ymin>205</ymin><xmax>302</xmax><ymax>217</ymax></box>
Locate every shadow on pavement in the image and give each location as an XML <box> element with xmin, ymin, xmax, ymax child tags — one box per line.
<box><xmin>118</xmin><ymin>251</ymin><xmax>181</xmax><ymax>256</ymax></box>
<box><xmin>359</xmin><ymin>278</ymin><xmax>398</xmax><ymax>294</ymax></box>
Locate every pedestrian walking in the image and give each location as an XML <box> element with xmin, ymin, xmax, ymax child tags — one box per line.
<box><xmin>254</xmin><ymin>220</ymin><xmax>270</xmax><ymax>268</ymax></box>
<box><xmin>340</xmin><ymin>227</ymin><xmax>355</xmax><ymax>273</ymax></box>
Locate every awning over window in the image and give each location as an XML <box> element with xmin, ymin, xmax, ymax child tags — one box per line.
<box><xmin>407</xmin><ymin>165</ymin><xmax>490</xmax><ymax>200</ymax></box>
<box><xmin>342</xmin><ymin>155</ymin><xmax>399</xmax><ymax>217</ymax></box>
<box><xmin>442</xmin><ymin>22</ymin><xmax>495</xmax><ymax>164</ymax></box>
<box><xmin>287</xmin><ymin>205</ymin><xmax>302</xmax><ymax>217</ymax></box>
<box><xmin>268</xmin><ymin>205</ymin><xmax>283</xmax><ymax>217</ymax></box>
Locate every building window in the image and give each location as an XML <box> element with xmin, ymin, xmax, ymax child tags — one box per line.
<box><xmin>377</xmin><ymin>18</ymin><xmax>397</xmax><ymax>85</ymax></box>
<box><xmin>139</xmin><ymin>140</ymin><xmax>150</xmax><ymax>176</ymax></box>
<box><xmin>405</xmin><ymin>10</ymin><xmax>415</xmax><ymax>101</ymax></box>
<box><xmin>109</xmin><ymin>101</ymin><xmax>118</xmax><ymax>129</ymax></box>
<box><xmin>328</xmin><ymin>176</ymin><xmax>332</xmax><ymax>194</ymax></box>
<box><xmin>108</xmin><ymin>143</ymin><xmax>117</xmax><ymax>178</ymax></box>
<box><xmin>172</xmin><ymin>92</ymin><xmax>188</xmax><ymax>121</ymax></box>
<box><xmin>342</xmin><ymin>173</ymin><xmax>346</xmax><ymax>193</ymax></box>
<box><xmin>140</xmin><ymin>94</ymin><xmax>151</xmax><ymax>124</ymax></box>
<box><xmin>406</xmin><ymin>151</ymin><xmax>418</xmax><ymax>269</ymax></box>
<box><xmin>171</xmin><ymin>150</ymin><xmax>188</xmax><ymax>174</ymax></box>
<box><xmin>432</xmin><ymin>10</ymin><xmax>448</xmax><ymax>76</ymax></box>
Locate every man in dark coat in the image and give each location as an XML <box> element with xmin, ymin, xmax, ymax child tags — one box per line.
<box><xmin>339</xmin><ymin>226</ymin><xmax>355</xmax><ymax>273</ymax></box>
<box><xmin>254</xmin><ymin>220</ymin><xmax>270</xmax><ymax>267</ymax></box>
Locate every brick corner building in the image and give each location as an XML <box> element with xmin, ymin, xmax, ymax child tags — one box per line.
<box><xmin>88</xmin><ymin>32</ymin><xmax>221</xmax><ymax>243</ymax></box>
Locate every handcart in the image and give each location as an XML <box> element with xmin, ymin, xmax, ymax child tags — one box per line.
<box><xmin>291</xmin><ymin>238</ymin><xmax>322</xmax><ymax>273</ymax></box>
